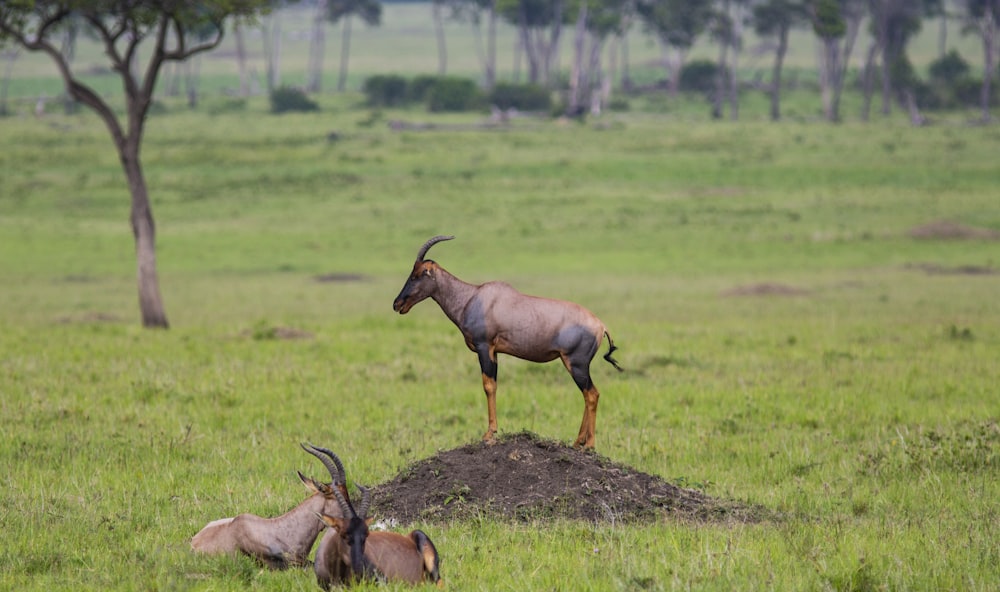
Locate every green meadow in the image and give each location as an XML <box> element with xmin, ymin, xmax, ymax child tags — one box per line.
<box><xmin>2</xmin><ymin>6</ymin><xmax>1000</xmax><ymax>590</ymax></box>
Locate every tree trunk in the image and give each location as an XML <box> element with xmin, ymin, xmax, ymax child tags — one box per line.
<box><xmin>832</xmin><ymin>12</ymin><xmax>861</xmax><ymax>122</ymax></box>
<box><xmin>770</xmin><ymin>25</ymin><xmax>788</xmax><ymax>121</ymax></box>
<box><xmin>513</xmin><ymin>30</ymin><xmax>522</xmax><ymax>82</ymax></box>
<box><xmin>587</xmin><ymin>34</ymin><xmax>603</xmax><ymax>114</ymax></box>
<box><xmin>603</xmin><ymin>36</ymin><xmax>615</xmax><ymax>106</ymax></box>
<box><xmin>306</xmin><ymin>0</ymin><xmax>327</xmax><ymax>93</ymax></box>
<box><xmin>433</xmin><ymin>1</ymin><xmax>447</xmax><ymax>75</ymax></box>
<box><xmin>122</xmin><ymin>144</ymin><xmax>169</xmax><ymax>328</ymax></box>
<box><xmin>338</xmin><ymin>16</ymin><xmax>353</xmax><ymax>92</ymax></box>
<box><xmin>470</xmin><ymin>4</ymin><xmax>497</xmax><ymax>89</ymax></box>
<box><xmin>903</xmin><ymin>88</ymin><xmax>926</xmax><ymax>126</ymax></box>
<box><xmin>939</xmin><ymin>7</ymin><xmax>948</xmax><ymax>57</ymax></box>
<box><xmin>486</xmin><ymin>1</ymin><xmax>497</xmax><ymax>89</ymax></box>
<box><xmin>263</xmin><ymin>13</ymin><xmax>283</xmax><ymax>92</ymax></box>
<box><xmin>818</xmin><ymin>38</ymin><xmax>837</xmax><ymax>121</ymax></box>
<box><xmin>234</xmin><ymin>23</ymin><xmax>249</xmax><ymax>96</ymax></box>
<box><xmin>878</xmin><ymin>21</ymin><xmax>891</xmax><ymax>116</ymax></box>
<box><xmin>517</xmin><ymin>6</ymin><xmax>540</xmax><ymax>83</ymax></box>
<box><xmin>568</xmin><ymin>2</ymin><xmax>588</xmax><ymax>115</ymax></box>
<box><xmin>660</xmin><ymin>41</ymin><xmax>684</xmax><ymax>96</ymax></box>
<box><xmin>185</xmin><ymin>55</ymin><xmax>201</xmax><ymax>109</ymax></box>
<box><xmin>543</xmin><ymin>0</ymin><xmax>564</xmax><ymax>86</ymax></box>
<box><xmin>860</xmin><ymin>41</ymin><xmax>878</xmax><ymax>121</ymax></box>
<box><xmin>981</xmin><ymin>9</ymin><xmax>996</xmax><ymax>122</ymax></box>
<box><xmin>621</xmin><ymin>32</ymin><xmax>631</xmax><ymax>91</ymax></box>
<box><xmin>1</xmin><ymin>49</ymin><xmax>20</xmax><ymax>115</ymax></box>
<box><xmin>712</xmin><ymin>35</ymin><xmax>728</xmax><ymax>119</ymax></box>
<box><xmin>728</xmin><ymin>3</ymin><xmax>744</xmax><ymax>121</ymax></box>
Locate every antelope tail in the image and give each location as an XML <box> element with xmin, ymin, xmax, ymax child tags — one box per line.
<box><xmin>603</xmin><ymin>331</ymin><xmax>623</xmax><ymax>372</ymax></box>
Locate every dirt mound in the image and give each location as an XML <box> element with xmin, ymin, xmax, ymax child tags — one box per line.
<box><xmin>370</xmin><ymin>432</ymin><xmax>760</xmax><ymax>525</ymax></box>
<box><xmin>908</xmin><ymin>220</ymin><xmax>1000</xmax><ymax>240</ymax></box>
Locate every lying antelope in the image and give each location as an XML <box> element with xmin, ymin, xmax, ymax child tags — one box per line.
<box><xmin>190</xmin><ymin>443</ymin><xmax>348</xmax><ymax>569</ymax></box>
<box><xmin>393</xmin><ymin>235</ymin><xmax>622</xmax><ymax>449</ymax></box>
<box><xmin>314</xmin><ymin>472</ymin><xmax>442</xmax><ymax>587</ymax></box>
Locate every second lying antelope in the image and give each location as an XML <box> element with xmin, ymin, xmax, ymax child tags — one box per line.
<box><xmin>314</xmin><ymin>464</ymin><xmax>442</xmax><ymax>587</ymax></box>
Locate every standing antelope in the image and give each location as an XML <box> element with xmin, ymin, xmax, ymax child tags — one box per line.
<box><xmin>190</xmin><ymin>444</ymin><xmax>349</xmax><ymax>569</ymax></box>
<box><xmin>313</xmin><ymin>470</ymin><xmax>442</xmax><ymax>587</ymax></box>
<box><xmin>393</xmin><ymin>235</ymin><xmax>622</xmax><ymax>449</ymax></box>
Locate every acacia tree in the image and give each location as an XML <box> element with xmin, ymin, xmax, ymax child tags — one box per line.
<box><xmin>753</xmin><ymin>0</ymin><xmax>809</xmax><ymax>120</ymax></box>
<box><xmin>711</xmin><ymin>0</ymin><xmax>752</xmax><ymax>121</ymax></box>
<box><xmin>447</xmin><ymin>0</ymin><xmax>499</xmax><ymax>89</ymax></box>
<box><xmin>327</xmin><ymin>0</ymin><xmax>382</xmax><ymax>92</ymax></box>
<box><xmin>810</xmin><ymin>0</ymin><xmax>863</xmax><ymax>122</ymax></box>
<box><xmin>498</xmin><ymin>0</ymin><xmax>565</xmax><ymax>85</ymax></box>
<box><xmin>566</xmin><ymin>0</ymin><xmax>624</xmax><ymax>114</ymax></box>
<box><xmin>963</xmin><ymin>0</ymin><xmax>999</xmax><ymax>121</ymax></box>
<box><xmin>636</xmin><ymin>0</ymin><xmax>713</xmax><ymax>95</ymax></box>
<box><xmin>0</xmin><ymin>1</ymin><xmax>269</xmax><ymax>328</ymax></box>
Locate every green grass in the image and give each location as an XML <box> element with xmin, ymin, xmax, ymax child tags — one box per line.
<box><xmin>1</xmin><ymin>74</ymin><xmax>1000</xmax><ymax>591</ymax></box>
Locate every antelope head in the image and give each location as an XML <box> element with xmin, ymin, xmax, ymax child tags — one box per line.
<box><xmin>393</xmin><ymin>235</ymin><xmax>454</xmax><ymax>314</ymax></box>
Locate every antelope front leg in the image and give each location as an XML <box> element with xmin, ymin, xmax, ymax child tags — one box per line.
<box><xmin>477</xmin><ymin>346</ymin><xmax>499</xmax><ymax>444</ymax></box>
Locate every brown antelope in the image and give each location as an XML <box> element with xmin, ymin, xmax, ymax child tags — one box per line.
<box><xmin>393</xmin><ymin>235</ymin><xmax>622</xmax><ymax>449</ymax></box>
<box><xmin>190</xmin><ymin>444</ymin><xmax>349</xmax><ymax>569</ymax></box>
<box><xmin>314</xmin><ymin>483</ymin><xmax>442</xmax><ymax>588</ymax></box>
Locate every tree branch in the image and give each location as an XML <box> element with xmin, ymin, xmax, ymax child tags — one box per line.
<box><xmin>1</xmin><ymin>11</ymin><xmax>125</xmax><ymax>148</ymax></box>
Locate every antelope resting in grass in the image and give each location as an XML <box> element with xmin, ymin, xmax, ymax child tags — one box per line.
<box><xmin>393</xmin><ymin>235</ymin><xmax>622</xmax><ymax>449</ymax></box>
<box><xmin>190</xmin><ymin>444</ymin><xmax>349</xmax><ymax>569</ymax></box>
<box><xmin>313</xmin><ymin>468</ymin><xmax>442</xmax><ymax>587</ymax></box>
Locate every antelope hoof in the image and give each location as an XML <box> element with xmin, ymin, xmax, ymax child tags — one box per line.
<box><xmin>481</xmin><ymin>430</ymin><xmax>498</xmax><ymax>445</ymax></box>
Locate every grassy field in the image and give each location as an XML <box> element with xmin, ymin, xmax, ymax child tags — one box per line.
<box><xmin>2</xmin><ymin>10</ymin><xmax>1000</xmax><ymax>589</ymax></box>
<box><xmin>2</xmin><ymin>94</ymin><xmax>998</xmax><ymax>590</ymax></box>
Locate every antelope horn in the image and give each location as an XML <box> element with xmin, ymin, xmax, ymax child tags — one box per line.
<box><xmin>355</xmin><ymin>485</ymin><xmax>372</xmax><ymax>518</ymax></box>
<box><xmin>300</xmin><ymin>443</ymin><xmax>347</xmax><ymax>485</ymax></box>
<box><xmin>331</xmin><ymin>480</ymin><xmax>356</xmax><ymax>518</ymax></box>
<box><xmin>415</xmin><ymin>235</ymin><xmax>454</xmax><ymax>261</ymax></box>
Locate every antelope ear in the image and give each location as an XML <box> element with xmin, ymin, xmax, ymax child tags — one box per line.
<box><xmin>316</xmin><ymin>513</ymin><xmax>346</xmax><ymax>531</ymax></box>
<box><xmin>298</xmin><ymin>471</ymin><xmax>321</xmax><ymax>493</ymax></box>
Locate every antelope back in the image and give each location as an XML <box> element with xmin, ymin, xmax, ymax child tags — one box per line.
<box><xmin>365</xmin><ymin>531</ymin><xmax>440</xmax><ymax>585</ymax></box>
<box><xmin>190</xmin><ymin>517</ymin><xmax>237</xmax><ymax>553</ymax></box>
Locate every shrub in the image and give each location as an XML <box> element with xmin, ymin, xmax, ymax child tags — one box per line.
<box><xmin>929</xmin><ymin>50</ymin><xmax>970</xmax><ymax>84</ymax></box>
<box><xmin>607</xmin><ymin>96</ymin><xmax>630</xmax><ymax>112</ymax></box>
<box><xmin>408</xmin><ymin>75</ymin><xmax>442</xmax><ymax>103</ymax></box>
<box><xmin>920</xmin><ymin>50</ymin><xmax>997</xmax><ymax>110</ymax></box>
<box><xmin>488</xmin><ymin>83</ymin><xmax>552</xmax><ymax>111</ymax></box>
<box><xmin>269</xmin><ymin>86</ymin><xmax>319</xmax><ymax>113</ymax></box>
<box><xmin>680</xmin><ymin>60</ymin><xmax>722</xmax><ymax>94</ymax></box>
<box><xmin>362</xmin><ymin>75</ymin><xmax>409</xmax><ymax>107</ymax></box>
<box><xmin>426</xmin><ymin>77</ymin><xmax>482</xmax><ymax>112</ymax></box>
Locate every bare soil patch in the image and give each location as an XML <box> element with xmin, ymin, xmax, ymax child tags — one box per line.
<box><xmin>314</xmin><ymin>273</ymin><xmax>369</xmax><ymax>283</ymax></box>
<box><xmin>55</xmin><ymin>311</ymin><xmax>122</xmax><ymax>324</ymax></box>
<box><xmin>908</xmin><ymin>220</ymin><xmax>1000</xmax><ymax>240</ymax></box>
<box><xmin>905</xmin><ymin>263</ymin><xmax>997</xmax><ymax>276</ymax></box>
<box><xmin>242</xmin><ymin>325</ymin><xmax>314</xmax><ymax>340</ymax></box>
<box><xmin>370</xmin><ymin>432</ymin><xmax>762</xmax><ymax>525</ymax></box>
<box><xmin>720</xmin><ymin>283</ymin><xmax>810</xmax><ymax>297</ymax></box>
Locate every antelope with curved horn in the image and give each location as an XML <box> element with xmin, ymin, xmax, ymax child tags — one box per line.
<box><xmin>315</xmin><ymin>483</ymin><xmax>442</xmax><ymax>588</ymax></box>
<box><xmin>393</xmin><ymin>235</ymin><xmax>622</xmax><ymax>449</ymax></box>
<box><xmin>190</xmin><ymin>444</ymin><xmax>349</xmax><ymax>569</ymax></box>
